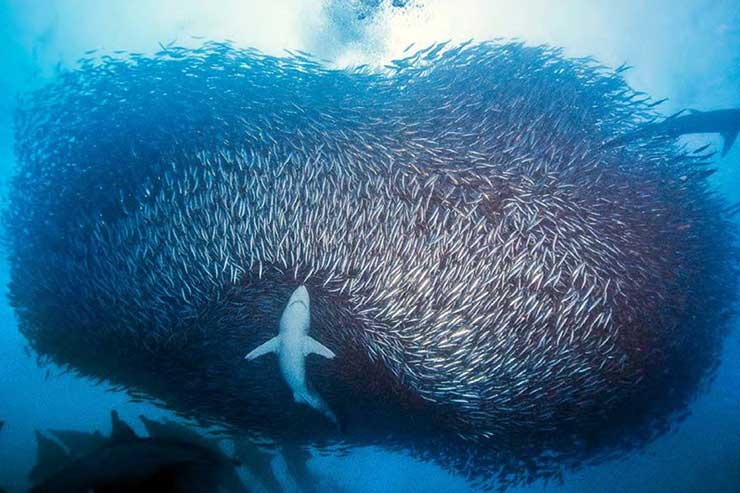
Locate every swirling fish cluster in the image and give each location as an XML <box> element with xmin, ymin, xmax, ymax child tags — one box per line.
<box><xmin>6</xmin><ymin>41</ymin><xmax>738</xmax><ymax>489</ymax></box>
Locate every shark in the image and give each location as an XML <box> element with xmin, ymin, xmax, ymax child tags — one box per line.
<box><xmin>610</xmin><ymin>108</ymin><xmax>740</xmax><ymax>157</ymax></box>
<box><xmin>27</xmin><ymin>411</ymin><xmax>247</xmax><ymax>493</ymax></box>
<box><xmin>245</xmin><ymin>285</ymin><xmax>338</xmax><ymax>424</ymax></box>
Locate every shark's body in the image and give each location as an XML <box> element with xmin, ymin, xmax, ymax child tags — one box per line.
<box><xmin>245</xmin><ymin>285</ymin><xmax>337</xmax><ymax>423</ymax></box>
<box><xmin>611</xmin><ymin>108</ymin><xmax>740</xmax><ymax>157</ymax></box>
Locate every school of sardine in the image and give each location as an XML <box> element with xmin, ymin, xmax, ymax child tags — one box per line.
<box><xmin>5</xmin><ymin>41</ymin><xmax>737</xmax><ymax>489</ymax></box>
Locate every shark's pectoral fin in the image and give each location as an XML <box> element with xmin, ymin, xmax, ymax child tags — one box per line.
<box><xmin>721</xmin><ymin>127</ymin><xmax>739</xmax><ymax>157</ymax></box>
<box><xmin>245</xmin><ymin>336</ymin><xmax>280</xmax><ymax>361</ymax></box>
<box><xmin>303</xmin><ymin>336</ymin><xmax>335</xmax><ymax>359</ymax></box>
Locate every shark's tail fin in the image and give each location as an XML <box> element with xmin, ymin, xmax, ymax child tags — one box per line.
<box><xmin>293</xmin><ymin>391</ymin><xmax>338</xmax><ymax>424</ymax></box>
<box><xmin>721</xmin><ymin>127</ymin><xmax>739</xmax><ymax>157</ymax></box>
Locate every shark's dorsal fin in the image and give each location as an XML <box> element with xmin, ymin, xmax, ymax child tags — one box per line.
<box><xmin>49</xmin><ymin>429</ymin><xmax>106</xmax><ymax>457</ymax></box>
<box><xmin>29</xmin><ymin>430</ymin><xmax>70</xmax><ymax>482</ymax></box>
<box><xmin>303</xmin><ymin>336</ymin><xmax>335</xmax><ymax>359</ymax></box>
<box><xmin>139</xmin><ymin>415</ymin><xmax>218</xmax><ymax>451</ymax></box>
<box><xmin>722</xmin><ymin>128</ymin><xmax>739</xmax><ymax>157</ymax></box>
<box><xmin>245</xmin><ymin>336</ymin><xmax>280</xmax><ymax>360</ymax></box>
<box><xmin>110</xmin><ymin>411</ymin><xmax>137</xmax><ymax>442</ymax></box>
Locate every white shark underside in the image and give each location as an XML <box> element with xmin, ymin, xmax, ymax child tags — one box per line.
<box><xmin>245</xmin><ymin>285</ymin><xmax>337</xmax><ymax>423</ymax></box>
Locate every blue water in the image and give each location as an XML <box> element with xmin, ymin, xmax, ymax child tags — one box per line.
<box><xmin>0</xmin><ymin>1</ymin><xmax>738</xmax><ymax>492</ymax></box>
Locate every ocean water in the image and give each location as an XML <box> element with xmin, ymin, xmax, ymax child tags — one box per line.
<box><xmin>0</xmin><ymin>1</ymin><xmax>739</xmax><ymax>492</ymax></box>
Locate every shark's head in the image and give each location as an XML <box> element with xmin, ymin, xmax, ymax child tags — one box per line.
<box><xmin>279</xmin><ymin>285</ymin><xmax>310</xmax><ymax>333</ymax></box>
<box><xmin>288</xmin><ymin>285</ymin><xmax>310</xmax><ymax>310</ymax></box>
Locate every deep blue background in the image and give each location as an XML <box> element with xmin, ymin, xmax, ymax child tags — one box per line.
<box><xmin>0</xmin><ymin>1</ymin><xmax>738</xmax><ymax>491</ymax></box>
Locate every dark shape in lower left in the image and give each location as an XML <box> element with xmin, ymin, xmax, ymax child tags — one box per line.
<box><xmin>28</xmin><ymin>411</ymin><xmax>248</xmax><ymax>493</ymax></box>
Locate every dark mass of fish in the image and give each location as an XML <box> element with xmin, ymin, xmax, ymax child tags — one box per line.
<box><xmin>5</xmin><ymin>41</ymin><xmax>738</xmax><ymax>489</ymax></box>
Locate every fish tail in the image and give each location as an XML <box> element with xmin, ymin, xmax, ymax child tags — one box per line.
<box><xmin>294</xmin><ymin>391</ymin><xmax>337</xmax><ymax>424</ymax></box>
